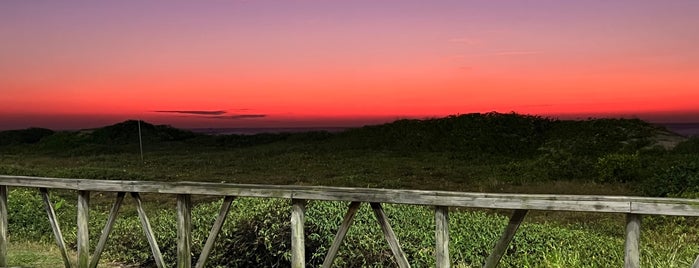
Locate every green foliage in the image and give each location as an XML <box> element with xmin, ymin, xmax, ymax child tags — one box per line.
<box><xmin>6</xmin><ymin>189</ymin><xmax>75</xmax><ymax>242</ymax></box>
<box><xmin>1</xmin><ymin>114</ymin><xmax>698</xmax><ymax>266</ymax></box>
<box><xmin>535</xmin><ymin>147</ymin><xmax>595</xmax><ymax>180</ymax></box>
<box><xmin>331</xmin><ymin>112</ymin><xmax>552</xmax><ymax>156</ymax></box>
<box><xmin>640</xmin><ymin>161</ymin><xmax>699</xmax><ymax>197</ymax></box>
<box><xmin>595</xmin><ymin>153</ymin><xmax>641</xmax><ymax>183</ymax></box>
<box><xmin>102</xmin><ymin>200</ymin><xmax>629</xmax><ymax>267</ymax></box>
<box><xmin>3</xmin><ymin>192</ymin><xmax>698</xmax><ymax>267</ymax></box>
<box><xmin>34</xmin><ymin>131</ymin><xmax>89</xmax><ymax>153</ymax></box>
<box><xmin>544</xmin><ymin>118</ymin><xmax>656</xmax><ymax>156</ymax></box>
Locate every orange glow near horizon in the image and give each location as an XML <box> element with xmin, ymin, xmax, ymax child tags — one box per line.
<box><xmin>2</xmin><ymin>1</ymin><xmax>699</xmax><ymax>129</ymax></box>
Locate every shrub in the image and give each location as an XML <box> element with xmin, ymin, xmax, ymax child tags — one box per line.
<box><xmin>535</xmin><ymin>148</ymin><xmax>595</xmax><ymax>180</ymax></box>
<box><xmin>7</xmin><ymin>189</ymin><xmax>75</xmax><ymax>242</ymax></box>
<box><xmin>640</xmin><ymin>161</ymin><xmax>699</xmax><ymax>197</ymax></box>
<box><xmin>595</xmin><ymin>153</ymin><xmax>641</xmax><ymax>183</ymax></box>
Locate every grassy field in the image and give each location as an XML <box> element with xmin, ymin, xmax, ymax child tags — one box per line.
<box><xmin>1</xmin><ymin>113</ymin><xmax>698</xmax><ymax>267</ymax></box>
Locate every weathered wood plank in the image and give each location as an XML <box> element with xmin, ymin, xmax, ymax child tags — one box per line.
<box><xmin>630</xmin><ymin>202</ymin><xmax>699</xmax><ymax>216</ymax></box>
<box><xmin>624</xmin><ymin>214</ymin><xmax>641</xmax><ymax>268</ymax></box>
<box><xmin>77</xmin><ymin>191</ymin><xmax>90</xmax><ymax>268</ymax></box>
<box><xmin>39</xmin><ymin>188</ymin><xmax>72</xmax><ymax>268</ymax></box>
<box><xmin>196</xmin><ymin>196</ymin><xmax>235</xmax><ymax>268</ymax></box>
<box><xmin>3</xmin><ymin>175</ymin><xmax>699</xmax><ymax>216</ymax></box>
<box><xmin>90</xmin><ymin>192</ymin><xmax>125</xmax><ymax>268</ymax></box>
<box><xmin>291</xmin><ymin>199</ymin><xmax>306</xmax><ymax>268</ymax></box>
<box><xmin>370</xmin><ymin>202</ymin><xmax>410</xmax><ymax>268</ymax></box>
<box><xmin>484</xmin><ymin>209</ymin><xmax>528</xmax><ymax>268</ymax></box>
<box><xmin>177</xmin><ymin>194</ymin><xmax>192</xmax><ymax>268</ymax></box>
<box><xmin>322</xmin><ymin>202</ymin><xmax>361</xmax><ymax>268</ymax></box>
<box><xmin>435</xmin><ymin>206</ymin><xmax>449</xmax><ymax>268</ymax></box>
<box><xmin>0</xmin><ymin>185</ymin><xmax>7</xmax><ymax>267</ymax></box>
<box><xmin>131</xmin><ymin>192</ymin><xmax>165</xmax><ymax>268</ymax></box>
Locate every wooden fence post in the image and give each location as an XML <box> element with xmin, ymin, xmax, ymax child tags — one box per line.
<box><xmin>0</xmin><ymin>185</ymin><xmax>7</xmax><ymax>267</ymax></box>
<box><xmin>196</xmin><ymin>196</ymin><xmax>235</xmax><ymax>268</ymax></box>
<box><xmin>90</xmin><ymin>192</ymin><xmax>125</xmax><ymax>268</ymax></box>
<box><xmin>77</xmin><ymin>190</ymin><xmax>90</xmax><ymax>268</ymax></box>
<box><xmin>131</xmin><ymin>192</ymin><xmax>165</xmax><ymax>268</ymax></box>
<box><xmin>624</xmin><ymin>214</ymin><xmax>641</xmax><ymax>268</ymax></box>
<box><xmin>177</xmin><ymin>194</ymin><xmax>192</xmax><ymax>268</ymax></box>
<box><xmin>435</xmin><ymin>206</ymin><xmax>450</xmax><ymax>268</ymax></box>
<box><xmin>40</xmin><ymin>188</ymin><xmax>72</xmax><ymax>268</ymax></box>
<box><xmin>484</xmin><ymin>209</ymin><xmax>528</xmax><ymax>268</ymax></box>
<box><xmin>322</xmin><ymin>202</ymin><xmax>362</xmax><ymax>268</ymax></box>
<box><xmin>291</xmin><ymin>199</ymin><xmax>306</xmax><ymax>268</ymax></box>
<box><xmin>370</xmin><ymin>202</ymin><xmax>410</xmax><ymax>268</ymax></box>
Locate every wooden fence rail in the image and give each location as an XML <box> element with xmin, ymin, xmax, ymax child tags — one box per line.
<box><xmin>1</xmin><ymin>175</ymin><xmax>699</xmax><ymax>268</ymax></box>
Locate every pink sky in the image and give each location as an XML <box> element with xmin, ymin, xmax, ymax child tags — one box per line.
<box><xmin>1</xmin><ymin>1</ymin><xmax>698</xmax><ymax>129</ymax></box>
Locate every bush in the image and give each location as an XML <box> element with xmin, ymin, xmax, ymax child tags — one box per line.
<box><xmin>640</xmin><ymin>161</ymin><xmax>699</xmax><ymax>197</ymax></box>
<box><xmin>7</xmin><ymin>189</ymin><xmax>75</xmax><ymax>242</ymax></box>
<box><xmin>535</xmin><ymin>148</ymin><xmax>595</xmax><ymax>180</ymax></box>
<box><xmin>595</xmin><ymin>153</ymin><xmax>641</xmax><ymax>183</ymax></box>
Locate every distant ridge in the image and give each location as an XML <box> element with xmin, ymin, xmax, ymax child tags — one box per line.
<box><xmin>0</xmin><ymin>113</ymin><xmax>689</xmax><ymax>156</ymax></box>
<box><xmin>87</xmin><ymin>120</ymin><xmax>196</xmax><ymax>144</ymax></box>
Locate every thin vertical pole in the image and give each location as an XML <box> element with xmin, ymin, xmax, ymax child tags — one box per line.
<box><xmin>291</xmin><ymin>199</ymin><xmax>306</xmax><ymax>268</ymax></box>
<box><xmin>77</xmin><ymin>191</ymin><xmax>90</xmax><ymax>268</ymax></box>
<box><xmin>435</xmin><ymin>206</ymin><xmax>450</xmax><ymax>268</ymax></box>
<box><xmin>177</xmin><ymin>194</ymin><xmax>192</xmax><ymax>268</ymax></box>
<box><xmin>0</xmin><ymin>185</ymin><xmax>7</xmax><ymax>267</ymax></box>
<box><xmin>624</xmin><ymin>214</ymin><xmax>641</xmax><ymax>268</ymax></box>
<box><xmin>138</xmin><ymin>120</ymin><xmax>144</xmax><ymax>162</ymax></box>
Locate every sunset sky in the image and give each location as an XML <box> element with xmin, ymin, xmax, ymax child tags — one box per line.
<box><xmin>2</xmin><ymin>1</ymin><xmax>699</xmax><ymax>130</ymax></box>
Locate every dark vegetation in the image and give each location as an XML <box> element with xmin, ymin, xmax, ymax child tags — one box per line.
<box><xmin>1</xmin><ymin>112</ymin><xmax>698</xmax><ymax>267</ymax></box>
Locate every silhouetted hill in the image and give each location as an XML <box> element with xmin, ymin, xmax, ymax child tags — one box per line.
<box><xmin>0</xmin><ymin>120</ymin><xmax>199</xmax><ymax>154</ymax></box>
<box><xmin>87</xmin><ymin>120</ymin><xmax>197</xmax><ymax>144</ymax></box>
<box><xmin>327</xmin><ymin>113</ymin><xmax>662</xmax><ymax>156</ymax></box>
<box><xmin>332</xmin><ymin>113</ymin><xmax>551</xmax><ymax>155</ymax></box>
<box><xmin>0</xmin><ymin>114</ymin><xmax>671</xmax><ymax>157</ymax></box>
<box><xmin>0</xmin><ymin>128</ymin><xmax>54</xmax><ymax>146</ymax></box>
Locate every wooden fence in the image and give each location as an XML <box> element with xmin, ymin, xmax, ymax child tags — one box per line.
<box><xmin>1</xmin><ymin>175</ymin><xmax>698</xmax><ymax>268</ymax></box>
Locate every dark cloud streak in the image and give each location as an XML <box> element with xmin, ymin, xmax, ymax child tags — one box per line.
<box><xmin>206</xmin><ymin>114</ymin><xmax>267</xmax><ymax>120</ymax></box>
<box><xmin>154</xmin><ymin>110</ymin><xmax>227</xmax><ymax>115</ymax></box>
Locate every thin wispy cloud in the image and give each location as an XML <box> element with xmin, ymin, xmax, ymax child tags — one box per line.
<box><xmin>207</xmin><ymin>114</ymin><xmax>267</xmax><ymax>120</ymax></box>
<box><xmin>154</xmin><ymin>110</ymin><xmax>227</xmax><ymax>115</ymax></box>
<box><xmin>152</xmin><ymin>109</ymin><xmax>267</xmax><ymax>119</ymax></box>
